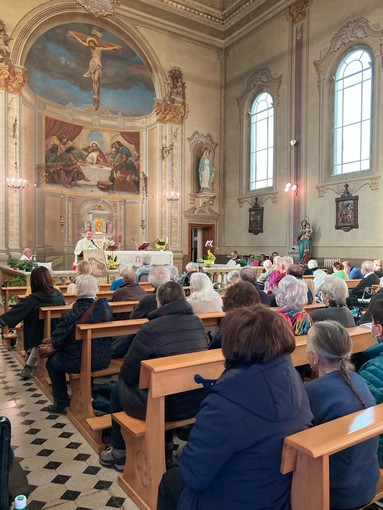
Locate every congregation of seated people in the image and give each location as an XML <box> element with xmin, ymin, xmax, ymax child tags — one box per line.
<box><xmin>7</xmin><ymin>252</ymin><xmax>383</xmax><ymax>510</ymax></box>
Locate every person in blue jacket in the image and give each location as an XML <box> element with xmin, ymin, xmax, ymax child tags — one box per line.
<box><xmin>305</xmin><ymin>320</ymin><xmax>379</xmax><ymax>510</ymax></box>
<box><xmin>157</xmin><ymin>305</ymin><xmax>313</xmax><ymax>510</ymax></box>
<box><xmin>359</xmin><ymin>299</ymin><xmax>383</xmax><ymax>467</ymax></box>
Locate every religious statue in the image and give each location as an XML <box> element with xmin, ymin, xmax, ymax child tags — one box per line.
<box><xmin>198</xmin><ymin>147</ymin><xmax>214</xmax><ymax>193</ymax></box>
<box><xmin>297</xmin><ymin>219</ymin><xmax>313</xmax><ymax>264</ymax></box>
<box><xmin>67</xmin><ymin>29</ymin><xmax>122</xmax><ymax>110</ymax></box>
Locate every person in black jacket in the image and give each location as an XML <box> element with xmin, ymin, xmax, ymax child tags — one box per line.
<box><xmin>239</xmin><ymin>267</ymin><xmax>270</xmax><ymax>306</ymax></box>
<box><xmin>99</xmin><ymin>281</ymin><xmax>209</xmax><ymax>472</ymax></box>
<box><xmin>0</xmin><ymin>266</ymin><xmax>65</xmax><ymax>378</ymax></box>
<box><xmin>129</xmin><ymin>265</ymin><xmax>170</xmax><ymax>319</ymax></box>
<box><xmin>351</xmin><ymin>260</ymin><xmax>380</xmax><ymax>305</ymax></box>
<box><xmin>45</xmin><ymin>275</ymin><xmax>113</xmax><ymax>414</ymax></box>
<box><xmin>111</xmin><ymin>265</ymin><xmax>172</xmax><ymax>359</ymax></box>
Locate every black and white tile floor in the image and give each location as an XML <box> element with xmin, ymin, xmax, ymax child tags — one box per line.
<box><xmin>0</xmin><ymin>345</ymin><xmax>139</xmax><ymax>510</ymax></box>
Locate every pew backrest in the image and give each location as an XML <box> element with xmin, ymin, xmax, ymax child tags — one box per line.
<box><xmin>280</xmin><ymin>403</ymin><xmax>383</xmax><ymax>510</ymax></box>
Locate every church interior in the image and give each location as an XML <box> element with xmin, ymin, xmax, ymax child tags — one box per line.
<box><xmin>2</xmin><ymin>0</ymin><xmax>383</xmax><ymax>508</ymax></box>
<box><xmin>1</xmin><ymin>0</ymin><xmax>382</xmax><ymax>271</ymax></box>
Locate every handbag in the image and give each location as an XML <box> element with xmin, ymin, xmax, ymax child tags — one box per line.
<box><xmin>37</xmin><ymin>337</ymin><xmax>57</xmax><ymax>359</ymax></box>
<box><xmin>37</xmin><ymin>299</ymin><xmax>99</xmax><ymax>359</ymax></box>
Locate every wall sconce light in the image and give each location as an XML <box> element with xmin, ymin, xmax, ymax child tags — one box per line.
<box><xmin>284</xmin><ymin>182</ymin><xmax>299</xmax><ymax>195</ymax></box>
<box><xmin>290</xmin><ymin>139</ymin><xmax>298</xmax><ymax>146</ymax></box>
<box><xmin>59</xmin><ymin>212</ymin><xmax>65</xmax><ymax>231</ymax></box>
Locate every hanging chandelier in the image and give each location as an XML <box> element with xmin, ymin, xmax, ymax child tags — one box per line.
<box><xmin>7</xmin><ymin>118</ymin><xmax>27</xmax><ymax>191</ymax></box>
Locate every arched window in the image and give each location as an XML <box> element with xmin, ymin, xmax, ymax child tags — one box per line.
<box><xmin>250</xmin><ymin>92</ymin><xmax>274</xmax><ymax>190</ymax></box>
<box><xmin>333</xmin><ymin>48</ymin><xmax>373</xmax><ymax>175</ymax></box>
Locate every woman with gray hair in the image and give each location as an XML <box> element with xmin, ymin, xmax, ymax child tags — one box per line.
<box><xmin>305</xmin><ymin>321</ymin><xmax>379</xmax><ymax>510</ymax></box>
<box><xmin>67</xmin><ymin>259</ymin><xmax>92</xmax><ymax>294</ymax></box>
<box><xmin>45</xmin><ymin>274</ymin><xmax>113</xmax><ymax>413</ymax></box>
<box><xmin>311</xmin><ymin>277</ymin><xmax>355</xmax><ymax>327</ymax></box>
<box><xmin>187</xmin><ymin>272</ymin><xmax>223</xmax><ymax>314</ymax></box>
<box><xmin>275</xmin><ymin>275</ymin><xmax>312</xmax><ymax>335</ymax></box>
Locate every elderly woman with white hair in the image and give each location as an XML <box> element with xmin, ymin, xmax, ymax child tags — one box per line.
<box><xmin>257</xmin><ymin>259</ymin><xmax>273</xmax><ymax>288</ymax></box>
<box><xmin>304</xmin><ymin>259</ymin><xmax>318</xmax><ymax>275</ymax></box>
<box><xmin>187</xmin><ymin>272</ymin><xmax>223</xmax><ymax>314</ymax></box>
<box><xmin>275</xmin><ymin>275</ymin><xmax>312</xmax><ymax>336</ymax></box>
<box><xmin>67</xmin><ymin>259</ymin><xmax>92</xmax><ymax>294</ymax></box>
<box><xmin>311</xmin><ymin>277</ymin><xmax>355</xmax><ymax>327</ymax></box>
<box><xmin>45</xmin><ymin>274</ymin><xmax>113</xmax><ymax>414</ymax></box>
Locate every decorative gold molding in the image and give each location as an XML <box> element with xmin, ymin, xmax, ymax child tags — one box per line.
<box><xmin>154</xmin><ymin>100</ymin><xmax>188</xmax><ymax>124</ymax></box>
<box><xmin>286</xmin><ymin>0</ymin><xmax>310</xmax><ymax>25</ymax></box>
<box><xmin>0</xmin><ymin>64</ymin><xmax>26</xmax><ymax>94</ymax></box>
<box><xmin>316</xmin><ymin>175</ymin><xmax>380</xmax><ymax>197</ymax></box>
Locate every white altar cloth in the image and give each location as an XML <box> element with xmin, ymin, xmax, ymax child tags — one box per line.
<box><xmin>105</xmin><ymin>250</ymin><xmax>173</xmax><ymax>268</ymax></box>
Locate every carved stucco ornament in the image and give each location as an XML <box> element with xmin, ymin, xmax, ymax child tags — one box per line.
<box><xmin>238</xmin><ymin>192</ymin><xmax>278</xmax><ymax>207</ymax></box>
<box><xmin>314</xmin><ymin>18</ymin><xmax>383</xmax><ymax>80</ymax></box>
<box><xmin>237</xmin><ymin>67</ymin><xmax>282</xmax><ymax>113</ymax></box>
<box><xmin>76</xmin><ymin>0</ymin><xmax>120</xmax><ymax>17</ymax></box>
<box><xmin>316</xmin><ymin>175</ymin><xmax>380</xmax><ymax>197</ymax></box>
<box><xmin>0</xmin><ymin>64</ymin><xmax>26</xmax><ymax>94</ymax></box>
<box><xmin>154</xmin><ymin>101</ymin><xmax>188</xmax><ymax>124</ymax></box>
<box><xmin>286</xmin><ymin>0</ymin><xmax>311</xmax><ymax>25</ymax></box>
<box><xmin>156</xmin><ymin>66</ymin><xmax>188</xmax><ymax>124</ymax></box>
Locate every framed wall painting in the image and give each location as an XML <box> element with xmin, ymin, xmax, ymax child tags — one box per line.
<box><xmin>248</xmin><ymin>197</ymin><xmax>264</xmax><ymax>235</ymax></box>
<box><xmin>335</xmin><ymin>184</ymin><xmax>358</xmax><ymax>232</ymax></box>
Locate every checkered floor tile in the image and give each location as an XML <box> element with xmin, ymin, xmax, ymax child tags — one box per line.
<box><xmin>0</xmin><ymin>344</ymin><xmax>139</xmax><ymax>509</ymax></box>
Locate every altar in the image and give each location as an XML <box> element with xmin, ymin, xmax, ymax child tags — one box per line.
<box><xmin>106</xmin><ymin>250</ymin><xmax>174</xmax><ymax>268</ymax></box>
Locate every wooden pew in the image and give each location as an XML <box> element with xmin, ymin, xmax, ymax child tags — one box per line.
<box><xmin>280</xmin><ymin>403</ymin><xmax>383</xmax><ymax>510</ymax></box>
<box><xmin>33</xmin><ymin>301</ymin><xmax>141</xmax><ymax>398</ymax></box>
<box><xmin>113</xmin><ymin>350</ymin><xmax>226</xmax><ymax>510</ymax></box>
<box><xmin>346</xmin><ymin>279</ymin><xmax>362</xmax><ymax>289</ymax></box>
<box><xmin>34</xmin><ymin>301</ymin><xmax>374</xmax><ymax>456</ymax></box>
<box><xmin>46</xmin><ymin>312</ymin><xmax>226</xmax><ymax>453</ymax></box>
<box><xmin>110</xmin><ymin>326</ymin><xmax>375</xmax><ymax>510</ymax></box>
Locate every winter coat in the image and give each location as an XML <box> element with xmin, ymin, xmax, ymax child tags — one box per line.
<box><xmin>119</xmin><ymin>299</ymin><xmax>209</xmax><ymax>420</ymax></box>
<box><xmin>359</xmin><ymin>341</ymin><xmax>383</xmax><ymax>466</ymax></box>
<box><xmin>311</xmin><ymin>305</ymin><xmax>355</xmax><ymax>327</ymax></box>
<box><xmin>130</xmin><ymin>294</ymin><xmax>157</xmax><ymax>319</ymax></box>
<box><xmin>177</xmin><ymin>355</ymin><xmax>313</xmax><ymax>510</ymax></box>
<box><xmin>0</xmin><ymin>290</ymin><xmax>65</xmax><ymax>350</ymax></box>
<box><xmin>51</xmin><ymin>298</ymin><xmax>113</xmax><ymax>373</ymax></box>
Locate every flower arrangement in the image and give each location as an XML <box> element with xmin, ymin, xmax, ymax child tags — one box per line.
<box><xmin>155</xmin><ymin>238</ymin><xmax>168</xmax><ymax>251</ymax></box>
<box><xmin>106</xmin><ymin>238</ymin><xmax>117</xmax><ymax>251</ymax></box>
<box><xmin>203</xmin><ymin>240</ymin><xmax>216</xmax><ymax>266</ymax></box>
<box><xmin>107</xmin><ymin>252</ymin><xmax>118</xmax><ymax>269</ymax></box>
<box><xmin>105</xmin><ymin>239</ymin><xmax>118</xmax><ymax>268</ymax></box>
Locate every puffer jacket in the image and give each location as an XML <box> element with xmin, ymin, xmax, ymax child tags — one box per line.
<box><xmin>51</xmin><ymin>298</ymin><xmax>113</xmax><ymax>373</ymax></box>
<box><xmin>177</xmin><ymin>356</ymin><xmax>313</xmax><ymax>510</ymax></box>
<box><xmin>359</xmin><ymin>341</ymin><xmax>383</xmax><ymax>465</ymax></box>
